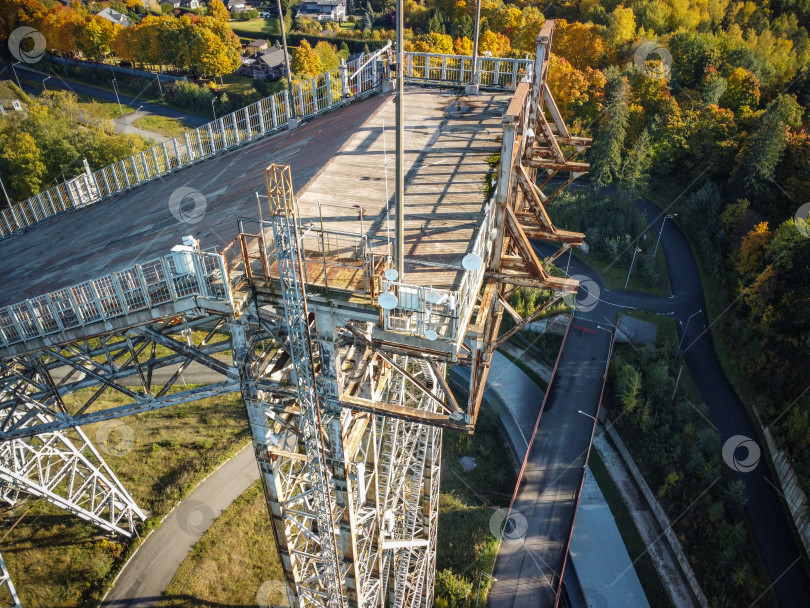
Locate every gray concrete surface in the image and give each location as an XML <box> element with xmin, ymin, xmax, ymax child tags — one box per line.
<box><xmin>569</xmin><ymin>467</ymin><xmax>650</xmax><ymax>608</ymax></box>
<box><xmin>101</xmin><ymin>444</ymin><xmax>259</xmax><ymax>607</ymax></box>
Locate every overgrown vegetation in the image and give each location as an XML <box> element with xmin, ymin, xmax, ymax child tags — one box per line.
<box><xmin>605</xmin><ymin>314</ymin><xmax>775</xmax><ymax>606</ymax></box>
<box><xmin>0</xmin><ymin>86</ymin><xmax>151</xmax><ymax>201</ymax></box>
<box><xmin>0</xmin><ymin>388</ymin><xmax>250</xmax><ymax>606</ymax></box>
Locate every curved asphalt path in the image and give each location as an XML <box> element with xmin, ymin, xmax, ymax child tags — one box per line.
<box><xmin>539</xmin><ymin>193</ymin><xmax>810</xmax><ymax>606</ymax></box>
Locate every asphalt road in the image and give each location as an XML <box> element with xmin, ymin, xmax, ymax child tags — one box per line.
<box><xmin>1</xmin><ymin>63</ymin><xmax>209</xmax><ymax>128</ymax></box>
<box><xmin>489</xmin><ymin>318</ymin><xmax>611</xmax><ymax>608</ymax></box>
<box><xmin>100</xmin><ymin>444</ymin><xmax>259</xmax><ymax>607</ymax></box>
<box><xmin>538</xmin><ymin>191</ymin><xmax>810</xmax><ymax>606</ymax></box>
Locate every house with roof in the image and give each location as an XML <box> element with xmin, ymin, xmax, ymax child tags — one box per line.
<box><xmin>296</xmin><ymin>0</ymin><xmax>346</xmax><ymax>22</ymax></box>
<box><xmin>248</xmin><ymin>39</ymin><xmax>269</xmax><ymax>54</ymax></box>
<box><xmin>227</xmin><ymin>0</ymin><xmax>246</xmax><ymax>11</ymax></box>
<box><xmin>97</xmin><ymin>7</ymin><xmax>132</xmax><ymax>27</ymax></box>
<box><xmin>257</xmin><ymin>45</ymin><xmax>291</xmax><ymax>78</ymax></box>
<box><xmin>179</xmin><ymin>0</ymin><xmax>201</xmax><ymax>8</ymax></box>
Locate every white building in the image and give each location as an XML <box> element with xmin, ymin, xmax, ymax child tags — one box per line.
<box><xmin>296</xmin><ymin>0</ymin><xmax>346</xmax><ymax>22</ymax></box>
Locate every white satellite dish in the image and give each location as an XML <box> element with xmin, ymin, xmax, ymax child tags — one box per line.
<box><xmin>424</xmin><ymin>329</ymin><xmax>438</xmax><ymax>341</ymax></box>
<box><xmin>378</xmin><ymin>292</ymin><xmax>398</xmax><ymax>310</ymax></box>
<box><xmin>426</xmin><ymin>290</ymin><xmax>442</xmax><ymax>304</ymax></box>
<box><xmin>384</xmin><ymin>269</ymin><xmax>399</xmax><ymax>281</ymax></box>
<box><xmin>462</xmin><ymin>253</ymin><xmax>483</xmax><ymax>271</ymax></box>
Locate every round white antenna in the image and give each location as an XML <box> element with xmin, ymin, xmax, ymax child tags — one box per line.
<box><xmin>378</xmin><ymin>292</ymin><xmax>398</xmax><ymax>310</ymax></box>
<box><xmin>384</xmin><ymin>269</ymin><xmax>399</xmax><ymax>281</ymax></box>
<box><xmin>462</xmin><ymin>253</ymin><xmax>483</xmax><ymax>271</ymax></box>
<box><xmin>424</xmin><ymin>329</ymin><xmax>438</xmax><ymax>341</ymax></box>
<box><xmin>426</xmin><ymin>290</ymin><xmax>441</xmax><ymax>304</ymax></box>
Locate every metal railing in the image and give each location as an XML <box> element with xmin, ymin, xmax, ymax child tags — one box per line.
<box><xmin>0</xmin><ymin>251</ymin><xmax>230</xmax><ymax>348</ymax></box>
<box><xmin>380</xmin><ymin>182</ymin><xmax>496</xmax><ymax>344</ymax></box>
<box><xmin>0</xmin><ymin>49</ymin><xmax>528</xmax><ymax>241</ymax></box>
<box><xmin>403</xmin><ymin>53</ymin><xmax>533</xmax><ymax>89</ymax></box>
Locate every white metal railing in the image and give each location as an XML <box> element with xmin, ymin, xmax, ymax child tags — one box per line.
<box><xmin>0</xmin><ymin>251</ymin><xmax>230</xmax><ymax>348</ymax></box>
<box><xmin>381</xmin><ymin>187</ymin><xmax>496</xmax><ymax>344</ymax></box>
<box><xmin>0</xmin><ymin>49</ymin><xmax>527</xmax><ymax>241</ymax></box>
<box><xmin>403</xmin><ymin>53</ymin><xmax>533</xmax><ymax>89</ymax></box>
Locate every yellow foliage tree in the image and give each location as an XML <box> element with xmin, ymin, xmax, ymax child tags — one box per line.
<box><xmin>606</xmin><ymin>5</ymin><xmax>636</xmax><ymax>48</ymax></box>
<box><xmin>737</xmin><ymin>221</ymin><xmax>772</xmax><ymax>276</ymax></box>
<box><xmin>292</xmin><ymin>39</ymin><xmax>323</xmax><ymax>77</ymax></box>
<box><xmin>553</xmin><ymin>18</ymin><xmax>604</xmax><ymax>69</ymax></box>
<box><xmin>479</xmin><ymin>30</ymin><xmax>511</xmax><ymax>57</ymax></box>
<box><xmin>207</xmin><ymin>0</ymin><xmax>230</xmax><ymax>22</ymax></box>
<box><xmin>454</xmin><ymin>36</ymin><xmax>473</xmax><ymax>55</ymax></box>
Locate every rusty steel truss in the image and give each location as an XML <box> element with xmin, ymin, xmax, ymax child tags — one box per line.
<box><xmin>0</xmin><ymin>20</ymin><xmax>586</xmax><ymax>608</ymax></box>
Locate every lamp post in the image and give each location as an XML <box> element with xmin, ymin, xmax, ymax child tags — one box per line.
<box><xmin>624</xmin><ymin>246</ymin><xmax>641</xmax><ymax>290</ymax></box>
<box><xmin>111</xmin><ymin>76</ymin><xmax>123</xmax><ymax>115</ymax></box>
<box><xmin>211</xmin><ymin>97</ymin><xmax>218</xmax><ymax>120</ymax></box>
<box><xmin>676</xmin><ymin>308</ymin><xmax>702</xmax><ymax>358</ymax></box>
<box><xmin>577</xmin><ymin>410</ymin><xmax>596</xmax><ymax>422</ymax></box>
<box><xmin>653</xmin><ymin>213</ymin><xmax>676</xmax><ymax>257</ymax></box>
<box><xmin>135</xmin><ymin>105</ymin><xmax>144</xmax><ymax>129</ymax></box>
<box><xmin>475</xmin><ymin>571</ymin><xmax>497</xmax><ymax>608</ymax></box>
<box><xmin>42</xmin><ymin>75</ymin><xmax>51</xmax><ymax>91</ymax></box>
<box><xmin>152</xmin><ymin>71</ymin><xmax>164</xmax><ymax>98</ymax></box>
<box><xmin>11</xmin><ymin>62</ymin><xmax>22</xmax><ymax>90</ymax></box>
<box><xmin>469</xmin><ymin>0</ymin><xmax>483</xmax><ymax>91</ymax></box>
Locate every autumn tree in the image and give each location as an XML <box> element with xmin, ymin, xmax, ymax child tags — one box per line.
<box><xmin>292</xmin><ymin>39</ymin><xmax>323</xmax><ymax>77</ymax></box>
<box><xmin>552</xmin><ymin>19</ymin><xmax>604</xmax><ymax>69</ymax></box>
<box><xmin>207</xmin><ymin>0</ymin><xmax>230</xmax><ymax>22</ymax></box>
<box><xmin>737</xmin><ymin>221</ymin><xmax>772</xmax><ymax>277</ymax></box>
<box><xmin>547</xmin><ymin>54</ymin><xmax>605</xmax><ymax>125</ymax></box>
<box><xmin>0</xmin><ymin>132</ymin><xmax>46</xmax><ymax>200</ymax></box>
<box><xmin>479</xmin><ymin>29</ymin><xmax>510</xmax><ymax>56</ymax></box>
<box><xmin>719</xmin><ymin>67</ymin><xmax>761</xmax><ymax>114</ymax></box>
<box><xmin>77</xmin><ymin>14</ymin><xmax>119</xmax><ymax>61</ymax></box>
<box><xmin>606</xmin><ymin>6</ymin><xmax>636</xmax><ymax>49</ymax></box>
<box><xmin>314</xmin><ymin>40</ymin><xmax>341</xmax><ymax>72</ymax></box>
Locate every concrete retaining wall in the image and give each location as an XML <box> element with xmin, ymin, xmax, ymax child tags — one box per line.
<box><xmin>602</xmin><ymin>419</ymin><xmax>709</xmax><ymax>608</ymax></box>
<box><xmin>761</xmin><ymin>425</ymin><xmax>810</xmax><ymax>558</ymax></box>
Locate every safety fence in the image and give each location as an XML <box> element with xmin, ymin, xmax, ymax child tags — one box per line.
<box><xmin>0</xmin><ymin>49</ymin><xmax>529</xmax><ymax>241</ymax></box>
<box><xmin>0</xmin><ymin>251</ymin><xmax>229</xmax><ymax>348</ymax></box>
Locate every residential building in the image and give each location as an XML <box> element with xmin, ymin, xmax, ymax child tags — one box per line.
<box><xmin>296</xmin><ymin>0</ymin><xmax>346</xmax><ymax>22</ymax></box>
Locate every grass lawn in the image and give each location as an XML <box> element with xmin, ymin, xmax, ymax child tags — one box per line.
<box><xmin>0</xmin><ymin>387</ymin><xmax>251</xmax><ymax>607</ymax></box>
<box><xmin>156</xmin><ymin>482</ymin><xmax>284</xmax><ymax>608</ymax></box>
<box><xmin>137</xmin><ymin>114</ymin><xmax>189</xmax><ymax>138</ymax></box>
<box><xmin>229</xmin><ymin>17</ymin><xmax>280</xmax><ymax>38</ymax></box>
<box><xmin>212</xmin><ymin>73</ymin><xmax>256</xmax><ymax>96</ymax></box>
<box><xmin>77</xmin><ymin>97</ymin><xmax>135</xmax><ymax>120</ymax></box>
<box><xmin>572</xmin><ymin>247</ymin><xmax>671</xmax><ymax>296</ymax></box>
<box><xmin>587</xmin><ymin>451</ymin><xmax>674</xmax><ymax>608</ymax></box>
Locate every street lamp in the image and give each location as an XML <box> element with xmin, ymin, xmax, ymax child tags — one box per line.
<box><xmin>42</xmin><ymin>75</ymin><xmax>51</xmax><ymax>91</ymax></box>
<box><xmin>11</xmin><ymin>62</ymin><xmax>22</xmax><ymax>90</ymax></box>
<box><xmin>653</xmin><ymin>213</ymin><xmax>676</xmax><ymax>257</ymax></box>
<box><xmin>676</xmin><ymin>308</ymin><xmax>702</xmax><ymax>358</ymax></box>
<box><xmin>624</xmin><ymin>247</ymin><xmax>642</xmax><ymax>290</ymax></box>
<box><xmin>111</xmin><ymin>76</ymin><xmax>123</xmax><ymax>115</ymax></box>
<box><xmin>577</xmin><ymin>410</ymin><xmax>596</xmax><ymax>422</ymax></box>
<box><xmin>135</xmin><ymin>105</ymin><xmax>144</xmax><ymax>129</ymax></box>
<box><xmin>211</xmin><ymin>97</ymin><xmax>218</xmax><ymax>120</ymax></box>
<box><xmin>475</xmin><ymin>571</ymin><xmax>497</xmax><ymax>608</ymax></box>
<box><xmin>152</xmin><ymin>71</ymin><xmax>164</xmax><ymax>98</ymax></box>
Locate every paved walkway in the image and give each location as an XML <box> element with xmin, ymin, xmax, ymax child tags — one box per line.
<box><xmin>101</xmin><ymin>445</ymin><xmax>259</xmax><ymax>607</ymax></box>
